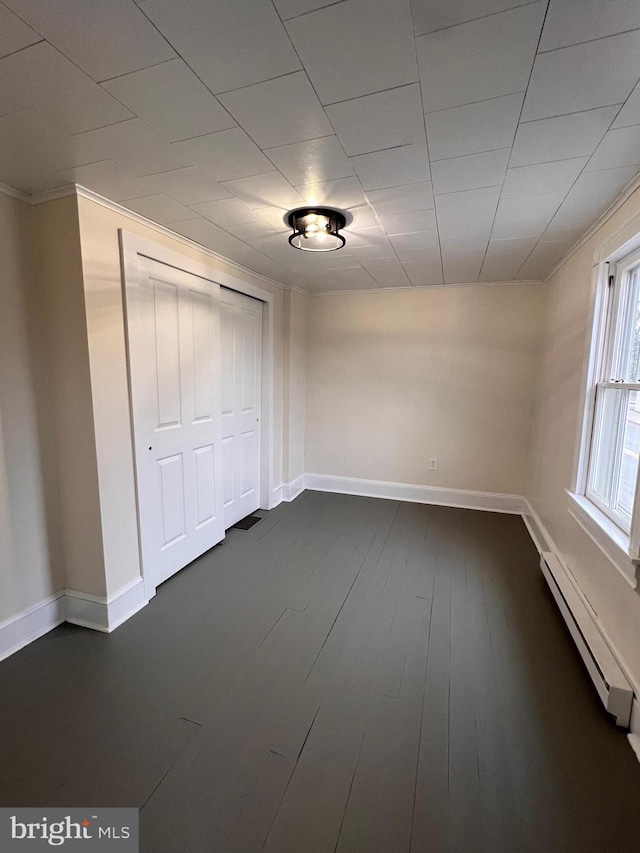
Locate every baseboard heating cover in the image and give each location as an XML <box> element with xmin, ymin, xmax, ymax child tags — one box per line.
<box><xmin>540</xmin><ymin>551</ymin><xmax>633</xmax><ymax>727</ymax></box>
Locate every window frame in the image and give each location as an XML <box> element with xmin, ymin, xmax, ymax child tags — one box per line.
<box><xmin>569</xmin><ymin>229</ymin><xmax>640</xmax><ymax>589</ymax></box>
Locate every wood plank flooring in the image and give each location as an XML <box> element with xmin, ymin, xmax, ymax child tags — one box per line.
<box><xmin>2</xmin><ymin>490</ymin><xmax>640</xmax><ymax>852</ymax></box>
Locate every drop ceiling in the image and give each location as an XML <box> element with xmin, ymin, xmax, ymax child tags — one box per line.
<box><xmin>1</xmin><ymin>0</ymin><xmax>640</xmax><ymax>292</ymax></box>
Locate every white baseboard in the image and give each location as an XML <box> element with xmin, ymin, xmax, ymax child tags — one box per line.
<box><xmin>270</xmin><ymin>485</ymin><xmax>283</xmax><ymax>509</ymax></box>
<box><xmin>304</xmin><ymin>472</ymin><xmax>527</xmax><ymax>514</ymax></box>
<box><xmin>0</xmin><ymin>592</ymin><xmax>66</xmax><ymax>663</ymax></box>
<box><xmin>282</xmin><ymin>474</ymin><xmax>306</xmax><ymax>502</ymax></box>
<box><xmin>0</xmin><ymin>579</ymin><xmax>148</xmax><ymax>661</ymax></box>
<box><xmin>66</xmin><ymin>578</ymin><xmax>148</xmax><ymax>633</ymax></box>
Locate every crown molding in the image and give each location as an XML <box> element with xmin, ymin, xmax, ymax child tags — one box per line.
<box><xmin>311</xmin><ymin>279</ymin><xmax>543</xmax><ymax>296</ymax></box>
<box><xmin>0</xmin><ymin>181</ymin><xmax>30</xmax><ymax>202</ymax></box>
<box><xmin>544</xmin><ymin>170</ymin><xmax>640</xmax><ymax>284</ymax></box>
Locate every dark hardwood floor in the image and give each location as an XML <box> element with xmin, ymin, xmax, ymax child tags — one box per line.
<box><xmin>2</xmin><ymin>490</ymin><xmax>640</xmax><ymax>852</ymax></box>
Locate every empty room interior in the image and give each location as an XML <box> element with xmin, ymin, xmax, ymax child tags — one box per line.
<box><xmin>4</xmin><ymin>0</ymin><xmax>640</xmax><ymax>849</ymax></box>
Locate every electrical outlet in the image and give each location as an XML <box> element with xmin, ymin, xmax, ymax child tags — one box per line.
<box><xmin>429</xmin><ymin>457</ymin><xmax>438</xmax><ymax>471</ymax></box>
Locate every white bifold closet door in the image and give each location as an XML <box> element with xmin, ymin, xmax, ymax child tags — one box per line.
<box><xmin>125</xmin><ymin>255</ymin><xmax>226</xmax><ymax>590</ymax></box>
<box><xmin>220</xmin><ymin>288</ymin><xmax>263</xmax><ymax>529</ymax></box>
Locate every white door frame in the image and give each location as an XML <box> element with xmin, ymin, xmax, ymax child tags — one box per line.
<box><xmin>119</xmin><ymin>229</ymin><xmax>276</xmax><ymax>599</ymax></box>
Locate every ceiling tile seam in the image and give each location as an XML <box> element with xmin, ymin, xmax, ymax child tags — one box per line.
<box><xmin>310</xmin><ymin>280</ymin><xmax>543</xmax><ymax>296</ymax></box>
<box><xmin>423</xmin><ymin>90</ymin><xmax>527</xmax><ymax>117</ymax></box>
<box><xmin>513</xmin><ymin>95</ymin><xmax>632</xmax><ymax>276</ymax></box>
<box><xmin>320</xmin><ymin>80</ymin><xmax>421</xmax><ymax>109</ymax></box>
<box><xmin>279</xmin><ymin>0</ymin><xmax>350</xmax><ymax>23</ymax></box>
<box><xmin>96</xmin><ymin>56</ymin><xmax>182</xmax><ymax>85</ymax></box>
<box><xmin>517</xmin><ymin>102</ymin><xmax>626</xmax><ymax>127</ymax></box>
<box><xmin>262</xmin><ymin>133</ymin><xmax>339</xmax><ymax>154</ymax></box>
<box><xmin>412</xmin><ymin>0</ymin><xmax>542</xmax><ymax>39</ymax></box>
<box><xmin>479</xmin><ymin>0</ymin><xmax>549</xmax><ymax>279</ymax></box>
<box><xmin>536</xmin><ymin>25</ymin><xmax>640</xmax><ymax>57</ymax></box>
<box><xmin>433</xmin><ymin>183</ymin><xmax>503</xmax><ymax>198</ymax></box>
<box><xmin>0</xmin><ymin>37</ymin><xmax>45</xmax><ymax>62</ymax></box>
<box><xmin>410</xmin><ymin>13</ymin><xmax>444</xmax><ymax>286</ymax></box>
<box><xmin>208</xmin><ymin>69</ymin><xmax>304</xmax><ymax>99</ymax></box>
<box><xmin>430</xmin><ymin>147</ymin><xmax>511</xmax><ymax>165</ymax></box>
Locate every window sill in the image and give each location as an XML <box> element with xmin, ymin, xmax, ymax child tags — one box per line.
<box><xmin>566</xmin><ymin>491</ymin><xmax>639</xmax><ymax>589</ymax></box>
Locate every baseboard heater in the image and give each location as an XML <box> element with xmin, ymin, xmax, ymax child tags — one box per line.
<box><xmin>540</xmin><ymin>551</ymin><xmax>633</xmax><ymax>727</ymax></box>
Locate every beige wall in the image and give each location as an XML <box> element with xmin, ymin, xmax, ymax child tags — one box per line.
<box><xmin>283</xmin><ymin>288</ymin><xmax>310</xmax><ymax>484</ymax></box>
<box><xmin>528</xmin><ymin>185</ymin><xmax>640</xmax><ymax>692</ymax></box>
<box><xmin>75</xmin><ymin>195</ymin><xmax>287</xmax><ymax>596</ymax></box>
<box><xmin>305</xmin><ymin>284</ymin><xmax>544</xmax><ymax>495</ymax></box>
<box><xmin>0</xmin><ymin>194</ymin><xmax>62</xmax><ymax>621</ymax></box>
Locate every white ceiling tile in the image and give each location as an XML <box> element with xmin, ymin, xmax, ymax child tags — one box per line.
<box><xmin>539</xmin><ymin>0</ymin><xmax>640</xmax><ymax>52</ymax></box>
<box><xmin>330</xmin><ymin>266</ymin><xmax>380</xmax><ymax>288</ymax></box>
<box><xmin>285</xmin><ymin>0</ymin><xmax>417</xmax><ymax>105</ymax></box>
<box><xmin>173</xmin><ymin>127</ymin><xmax>273</xmax><ymax>181</ymax></box>
<box><xmin>495</xmin><ymin>192</ymin><xmax>566</xmax><ymax>223</ymax></box>
<box><xmin>345</xmin><ymin>226</ymin><xmax>393</xmax><ymax>248</ymax></box>
<box><xmin>254</xmin><ymin>206</ymin><xmax>292</xmax><ymax>230</ymax></box>
<box><xmin>426</xmin><ymin>93</ymin><xmax>523</xmax><ymax>160</ymax></box>
<box><xmin>296</xmin><ymin>176</ymin><xmax>368</xmax><ymax>209</ymax></box>
<box><xmin>491</xmin><ymin>217</ymin><xmax>551</xmax><ymax>240</ymax></box>
<box><xmin>501</xmin><ymin>157</ymin><xmax>589</xmax><ymax>198</ymax></box>
<box><xmin>417</xmin><ymin>2</ymin><xmax>545</xmax><ymax>113</ymax></box>
<box><xmin>435</xmin><ymin>186</ymin><xmax>501</xmax><ymax>239</ymax></box>
<box><xmin>360</xmin><ymin>258</ymin><xmax>411</xmax><ymax>288</ymax></box>
<box><xmin>265</xmin><ymin>135</ymin><xmax>353</xmax><ymax>186</ymax></box>
<box><xmin>401</xmin><ymin>258</ymin><xmax>444</xmax><ymax>286</ymax></box>
<box><xmin>138</xmin><ymin>166</ymin><xmax>231</xmax><ymax>205</ymax></box>
<box><xmin>509</xmin><ymin>106</ymin><xmax>619</xmax><ymax>167</ymax></box>
<box><xmin>102</xmin><ymin>59</ymin><xmax>236</xmax><ymax>143</ymax></box>
<box><xmin>189</xmin><ymin>198</ymin><xmax>259</xmax><ymax>226</ymax></box>
<box><xmin>516</xmin><ymin>239</ymin><xmax>572</xmax><ymax>279</ymax></box>
<box><xmin>522</xmin><ymin>30</ymin><xmax>640</xmax><ymax>121</ymax></box>
<box><xmin>586</xmin><ymin>125</ymin><xmax>640</xmax><ymax>171</ymax></box>
<box><xmin>121</xmin><ymin>193</ymin><xmax>197</xmax><ymax>224</ymax></box>
<box><xmin>0</xmin><ymin>2</ymin><xmax>40</xmax><ymax>57</ymax></box>
<box><xmin>548</xmin><ymin>166</ymin><xmax>639</xmax><ymax>230</ymax></box>
<box><xmin>75</xmin><ymin>119</ymin><xmax>191</xmax><ymax>177</ymax></box>
<box><xmin>479</xmin><ymin>237</ymin><xmax>537</xmax><ymax>280</ymax></box>
<box><xmin>140</xmin><ymin>0</ymin><xmax>300</xmax><ymax>94</ymax></box>
<box><xmin>442</xmin><ymin>247</ymin><xmax>486</xmax><ymax>282</ymax></box>
<box><xmin>3</xmin><ymin>0</ymin><xmax>175</xmax><ymax>81</ymax></box>
<box><xmin>348</xmin><ymin>206</ymin><xmax>378</xmax><ymax>229</ymax></box>
<box><xmin>219</xmin><ymin>72</ymin><xmax>333</xmax><ymax>149</ymax></box>
<box><xmin>367</xmin><ymin>182</ymin><xmax>434</xmax><ymax>215</ymax></box>
<box><xmin>431</xmin><ymin>148</ymin><xmax>510</xmax><ymax>194</ymax></box>
<box><xmin>396</xmin><ymin>247</ymin><xmax>442</xmax><ymax>264</ymax></box>
<box><xmin>273</xmin><ymin>0</ymin><xmax>337</xmax><ymax>20</ymax></box>
<box><xmin>56</xmin><ymin>159</ymin><xmax>147</xmax><ymax>200</ymax></box>
<box><xmin>491</xmin><ymin>192</ymin><xmax>566</xmax><ymax>239</ymax></box>
<box><xmin>411</xmin><ymin>0</ymin><xmax>533</xmax><ymax>36</ymax></box>
<box><xmin>613</xmin><ymin>82</ymin><xmax>640</xmax><ymax>129</ymax></box>
<box><xmin>0</xmin><ymin>109</ymin><xmax>93</xmax><ymax>193</ymax></box>
<box><xmin>389</xmin><ymin>230</ymin><xmax>440</xmax><ymax>251</ymax></box>
<box><xmin>170</xmin><ymin>216</ymin><xmax>258</xmax><ymax>258</ymax></box>
<box><xmin>225</xmin><ymin>219</ymin><xmax>285</xmax><ymax>243</ymax></box>
<box><xmin>0</xmin><ymin>41</ymin><xmax>132</xmax><ymax>133</ymax></box>
<box><xmin>347</xmin><ymin>243</ymin><xmax>397</xmax><ymax>261</ymax></box>
<box><xmin>221</xmin><ymin>172</ymin><xmax>304</xmax><ymax>209</ymax></box>
<box><xmin>379</xmin><ymin>209</ymin><xmax>437</xmax><ymax>235</ymax></box>
<box><xmin>350</xmin><ymin>143</ymin><xmax>430</xmax><ymax>191</ymax></box>
<box><xmin>325</xmin><ymin>84</ymin><xmax>425</xmax><ymax>156</ymax></box>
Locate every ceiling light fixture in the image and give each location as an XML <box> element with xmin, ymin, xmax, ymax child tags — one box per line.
<box><xmin>285</xmin><ymin>206</ymin><xmax>348</xmax><ymax>252</ymax></box>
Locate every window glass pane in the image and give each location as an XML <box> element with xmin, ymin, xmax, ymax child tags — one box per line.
<box><xmin>589</xmin><ymin>386</ymin><xmax>623</xmax><ymax>504</ymax></box>
<box><xmin>615</xmin><ymin>389</ymin><xmax>640</xmax><ymax>521</ymax></box>
<box><xmin>621</xmin><ymin>267</ymin><xmax>640</xmax><ymax>381</ymax></box>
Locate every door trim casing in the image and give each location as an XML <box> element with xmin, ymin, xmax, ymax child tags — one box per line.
<box><xmin>119</xmin><ymin>230</ymin><xmax>276</xmax><ymax>600</ymax></box>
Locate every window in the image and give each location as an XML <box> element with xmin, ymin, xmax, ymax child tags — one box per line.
<box><xmin>569</xmin><ymin>240</ymin><xmax>640</xmax><ymax>587</ymax></box>
<box><xmin>586</xmin><ymin>247</ymin><xmax>640</xmax><ymax>535</ymax></box>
